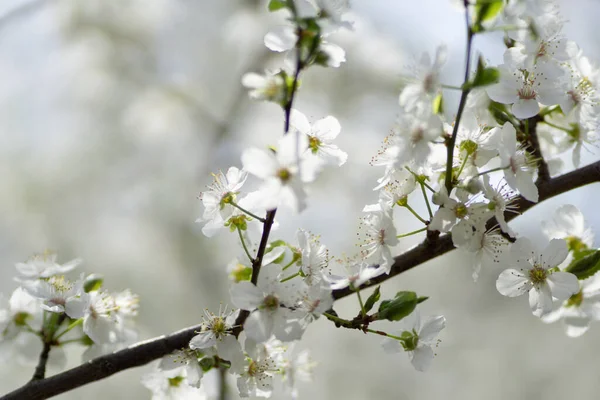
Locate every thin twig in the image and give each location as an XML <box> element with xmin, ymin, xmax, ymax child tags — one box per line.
<box><xmin>444</xmin><ymin>6</ymin><xmax>474</xmax><ymax>192</ymax></box>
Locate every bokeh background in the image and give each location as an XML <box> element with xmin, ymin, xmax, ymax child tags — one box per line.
<box><xmin>1</xmin><ymin>0</ymin><xmax>600</xmax><ymax>399</ymax></box>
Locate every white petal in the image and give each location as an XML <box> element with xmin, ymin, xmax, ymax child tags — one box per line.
<box><xmin>547</xmin><ymin>272</ymin><xmax>579</xmax><ymax>301</ymax></box>
<box><xmin>264</xmin><ymin>27</ymin><xmax>296</xmax><ymax>52</ymax></box>
<box><xmin>312</xmin><ymin>116</ymin><xmax>341</xmax><ymax>141</ymax></box>
<box><xmin>418</xmin><ymin>316</ymin><xmax>446</xmax><ymax>343</ymax></box>
<box><xmin>230</xmin><ymin>282</ymin><xmax>263</xmax><ymax>310</ymax></box>
<box><xmin>496</xmin><ymin>269</ymin><xmax>531</xmax><ymax>297</ymax></box>
<box><xmin>515</xmin><ymin>171</ymin><xmax>538</xmax><ymax>202</ymax></box>
<box><xmin>512</xmin><ymin>99</ymin><xmax>540</xmax><ymax>119</ymax></box>
<box><xmin>189</xmin><ymin>332</ymin><xmax>217</xmax><ymax>350</ymax></box>
<box><xmin>241</xmin><ymin>148</ymin><xmax>278</xmax><ymax>180</ymax></box>
<box><xmin>410</xmin><ymin>346</ymin><xmax>434</xmax><ymax>372</ymax></box>
<box><xmin>381</xmin><ymin>337</ymin><xmax>402</xmax><ymax>353</ymax></box>
<box><xmin>563</xmin><ymin>316</ymin><xmax>590</xmax><ymax>337</ymax></box>
<box><xmin>486</xmin><ymin>83</ymin><xmax>518</xmax><ymax>105</ymax></box>
<box><xmin>244</xmin><ymin>310</ymin><xmax>273</xmax><ymax>343</ymax></box>
<box><xmin>541</xmin><ymin>239</ymin><xmax>569</xmax><ymax>268</ymax></box>
<box><xmin>289</xmin><ymin>109</ymin><xmax>311</xmax><ymax>136</ymax></box>
<box><xmin>529</xmin><ymin>283</ymin><xmax>553</xmax><ymax>317</ymax></box>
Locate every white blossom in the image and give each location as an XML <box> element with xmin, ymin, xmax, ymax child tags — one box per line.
<box><xmin>381</xmin><ymin>309</ymin><xmax>445</xmax><ymax>372</ymax></box>
<box><xmin>496</xmin><ymin>238</ymin><xmax>579</xmax><ymax>317</ymax></box>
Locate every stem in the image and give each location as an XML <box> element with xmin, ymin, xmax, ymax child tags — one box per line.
<box><xmin>396</xmin><ymin>227</ymin><xmax>428</xmax><ymax>238</ymax></box>
<box><xmin>323</xmin><ymin>312</ymin><xmax>350</xmax><ymax>326</ymax></box>
<box><xmin>541</xmin><ymin>120</ymin><xmax>569</xmax><ymax>132</ymax></box>
<box><xmin>31</xmin><ymin>313</ymin><xmax>67</xmax><ymax>381</ymax></box>
<box><xmin>445</xmin><ymin>7</ymin><xmax>474</xmax><ymax>193</ymax></box>
<box><xmin>364</xmin><ymin>328</ymin><xmax>403</xmax><ymax>341</ymax></box>
<box><xmin>237</xmin><ymin>228</ymin><xmax>254</xmax><ymax>263</ymax></box>
<box><xmin>281</xmin><ymin>257</ymin><xmax>298</xmax><ymax>271</ymax></box>
<box><xmin>455</xmin><ymin>154</ymin><xmax>470</xmax><ymax>181</ymax></box>
<box><xmin>355</xmin><ymin>289</ymin><xmax>366</xmax><ymax>318</ymax></box>
<box><xmin>404</xmin><ymin>166</ymin><xmax>435</xmax><ymax>192</ymax></box>
<box><xmin>420</xmin><ymin>183</ymin><xmax>434</xmax><ymax>219</ymax></box>
<box><xmin>474</xmin><ymin>166</ymin><xmax>507</xmax><ymax>177</ymax></box>
<box><xmin>403</xmin><ymin>204</ymin><xmax>428</xmax><ymax>224</ymax></box>
<box><xmin>441</xmin><ymin>84</ymin><xmax>462</xmax><ymax>91</ymax></box>
<box><xmin>280</xmin><ymin>271</ymin><xmax>300</xmax><ymax>283</ymax></box>
<box><xmin>230</xmin><ymin>202</ymin><xmax>266</xmax><ymax>223</ymax></box>
<box><xmin>539</xmin><ymin>105</ymin><xmax>560</xmax><ymax>117</ymax></box>
<box><xmin>54</xmin><ymin>318</ymin><xmax>83</xmax><ymax>341</ymax></box>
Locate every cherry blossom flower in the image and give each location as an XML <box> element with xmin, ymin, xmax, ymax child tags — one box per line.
<box><xmin>542</xmin><ymin>273</ymin><xmax>600</xmax><ymax>337</ymax></box>
<box><xmin>230</xmin><ymin>266</ymin><xmax>304</xmax><ymax>343</ymax></box>
<box><xmin>237</xmin><ymin>339</ymin><xmax>278</xmax><ymax>398</ymax></box>
<box><xmin>481</xmin><ymin>175</ymin><xmax>519</xmax><ymax>237</ymax></box>
<box><xmin>541</xmin><ymin>204</ymin><xmax>594</xmax><ymax>250</ymax></box>
<box><xmin>141</xmin><ymin>362</ymin><xmax>206</xmax><ymax>400</ymax></box>
<box><xmin>452</xmin><ymin>222</ymin><xmax>509</xmax><ymax>281</ymax></box>
<box><xmin>497</xmin><ymin>122</ymin><xmax>539</xmax><ymax>202</ymax></box>
<box><xmin>381</xmin><ymin>309</ymin><xmax>445</xmax><ymax>372</ymax></box>
<box><xmin>242</xmin><ymin>134</ymin><xmax>318</xmax><ymax>213</ymax></box>
<box><xmin>357</xmin><ymin>211</ymin><xmax>399</xmax><ymax>273</ymax></box>
<box><xmin>487</xmin><ymin>65</ymin><xmax>564</xmax><ymax>119</ymax></box>
<box><xmin>15</xmin><ymin>251</ymin><xmax>81</xmax><ymax>283</ymax></box>
<box><xmin>197</xmin><ymin>167</ymin><xmax>248</xmax><ymax>237</ymax></box>
<box><xmin>399</xmin><ymin>45</ymin><xmax>447</xmax><ymax>112</ymax></box>
<box><xmin>496</xmin><ymin>238</ymin><xmax>579</xmax><ymax>317</ymax></box>
<box><xmin>242</xmin><ymin>71</ymin><xmax>287</xmax><ymax>104</ymax></box>
<box><xmin>159</xmin><ymin>349</ymin><xmax>204</xmax><ymax>388</ymax></box>
<box><xmin>296</xmin><ymin>229</ymin><xmax>329</xmax><ymax>286</ymax></box>
<box><xmin>188</xmin><ymin>307</ymin><xmax>237</xmax><ymax>350</ymax></box>
<box><xmin>23</xmin><ymin>275</ymin><xmax>86</xmax><ymax>315</ymax></box>
<box><xmin>326</xmin><ymin>259</ymin><xmax>385</xmax><ymax>290</ymax></box>
<box><xmin>289</xmin><ymin>109</ymin><xmax>347</xmax><ymax>167</ymax></box>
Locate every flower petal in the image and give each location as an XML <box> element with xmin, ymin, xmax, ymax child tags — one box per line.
<box><xmin>496</xmin><ymin>269</ymin><xmax>530</xmax><ymax>297</ymax></box>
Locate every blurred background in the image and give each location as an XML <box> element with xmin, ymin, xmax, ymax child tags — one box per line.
<box><xmin>0</xmin><ymin>0</ymin><xmax>600</xmax><ymax>399</ymax></box>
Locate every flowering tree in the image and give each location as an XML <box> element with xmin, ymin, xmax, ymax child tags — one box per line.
<box><xmin>2</xmin><ymin>0</ymin><xmax>600</xmax><ymax>399</ymax></box>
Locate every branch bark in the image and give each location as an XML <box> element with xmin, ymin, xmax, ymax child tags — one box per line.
<box><xmin>3</xmin><ymin>161</ymin><xmax>600</xmax><ymax>400</ymax></box>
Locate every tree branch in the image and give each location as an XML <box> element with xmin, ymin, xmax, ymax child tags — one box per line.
<box><xmin>4</xmin><ymin>160</ymin><xmax>600</xmax><ymax>400</ymax></box>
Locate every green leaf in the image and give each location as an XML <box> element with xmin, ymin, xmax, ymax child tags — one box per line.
<box><xmin>473</xmin><ymin>0</ymin><xmax>503</xmax><ymax>32</ymax></box>
<box><xmin>376</xmin><ymin>291</ymin><xmax>419</xmax><ymax>322</ymax></box>
<box><xmin>84</xmin><ymin>274</ymin><xmax>103</xmax><ymax>292</ymax></box>
<box><xmin>566</xmin><ymin>249</ymin><xmax>600</xmax><ymax>280</ymax></box>
<box><xmin>464</xmin><ymin>56</ymin><xmax>499</xmax><ymax>90</ymax></box>
<box><xmin>268</xmin><ymin>0</ymin><xmax>287</xmax><ymax>12</ymax></box>
<box><xmin>363</xmin><ymin>286</ymin><xmax>381</xmax><ymax>313</ymax></box>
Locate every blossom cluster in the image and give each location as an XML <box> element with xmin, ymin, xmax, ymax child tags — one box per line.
<box><xmin>0</xmin><ymin>251</ymin><xmax>139</xmax><ymax>369</ymax></box>
<box><xmin>154</xmin><ymin>0</ymin><xmax>600</xmax><ymax>397</ymax></box>
<box><xmin>2</xmin><ymin>0</ymin><xmax>600</xmax><ymax>398</ymax></box>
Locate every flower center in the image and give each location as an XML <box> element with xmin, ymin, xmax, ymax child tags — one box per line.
<box><xmin>411</xmin><ymin>128</ymin><xmax>425</xmax><ymax>144</ymax></box>
<box><xmin>517</xmin><ymin>83</ymin><xmax>537</xmax><ymax>100</ymax></box>
<box><xmin>529</xmin><ymin>266</ymin><xmax>547</xmax><ymax>285</ymax></box>
<box><xmin>277</xmin><ymin>168</ymin><xmax>292</xmax><ymax>182</ymax></box>
<box><xmin>263</xmin><ymin>294</ymin><xmax>280</xmax><ymax>311</ymax></box>
<box><xmin>309</xmin><ymin>136</ymin><xmax>321</xmax><ymax>154</ymax></box>
<box><xmin>455</xmin><ymin>203</ymin><xmax>468</xmax><ymax>219</ymax></box>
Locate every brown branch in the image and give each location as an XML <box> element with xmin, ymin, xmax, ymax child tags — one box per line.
<box><xmin>526</xmin><ymin>116</ymin><xmax>551</xmax><ymax>183</ymax></box>
<box><xmin>3</xmin><ymin>160</ymin><xmax>600</xmax><ymax>400</ymax></box>
<box><xmin>30</xmin><ymin>342</ymin><xmax>52</xmax><ymax>382</ymax></box>
<box><xmin>333</xmin><ymin>159</ymin><xmax>600</xmax><ymax>299</ymax></box>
